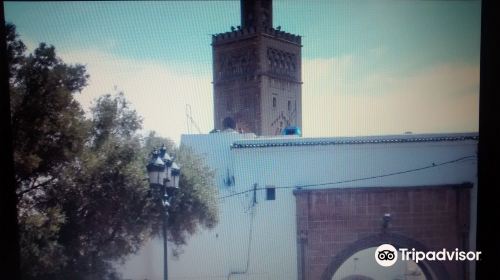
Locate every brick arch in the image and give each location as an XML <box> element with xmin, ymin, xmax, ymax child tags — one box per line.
<box><xmin>294</xmin><ymin>184</ymin><xmax>471</xmax><ymax>280</ymax></box>
<box><xmin>319</xmin><ymin>232</ymin><xmax>450</xmax><ymax>280</ymax></box>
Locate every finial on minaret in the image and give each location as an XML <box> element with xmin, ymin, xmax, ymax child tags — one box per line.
<box><xmin>241</xmin><ymin>0</ymin><xmax>273</xmax><ymax>30</ymax></box>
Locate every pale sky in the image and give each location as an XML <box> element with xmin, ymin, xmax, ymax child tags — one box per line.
<box><xmin>4</xmin><ymin>1</ymin><xmax>481</xmax><ymax>143</ymax></box>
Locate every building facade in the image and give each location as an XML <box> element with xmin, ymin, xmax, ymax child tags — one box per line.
<box><xmin>117</xmin><ymin>132</ymin><xmax>478</xmax><ymax>280</ymax></box>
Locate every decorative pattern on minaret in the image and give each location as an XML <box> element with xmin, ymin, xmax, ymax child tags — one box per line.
<box><xmin>212</xmin><ymin>0</ymin><xmax>302</xmax><ymax>136</ymax></box>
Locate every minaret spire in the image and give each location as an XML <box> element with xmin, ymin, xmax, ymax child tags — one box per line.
<box><xmin>241</xmin><ymin>0</ymin><xmax>273</xmax><ymax>31</ymax></box>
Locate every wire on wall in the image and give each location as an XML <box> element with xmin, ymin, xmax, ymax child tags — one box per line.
<box><xmin>226</xmin><ymin>184</ymin><xmax>257</xmax><ymax>279</ymax></box>
<box><xmin>219</xmin><ymin>155</ymin><xmax>477</xmax><ymax>201</ymax></box>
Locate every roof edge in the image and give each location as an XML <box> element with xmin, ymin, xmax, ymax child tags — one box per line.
<box><xmin>231</xmin><ymin>132</ymin><xmax>479</xmax><ymax>149</ymax></box>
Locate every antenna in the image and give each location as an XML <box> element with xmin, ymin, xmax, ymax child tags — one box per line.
<box><xmin>185</xmin><ymin>104</ymin><xmax>202</xmax><ymax>134</ymax></box>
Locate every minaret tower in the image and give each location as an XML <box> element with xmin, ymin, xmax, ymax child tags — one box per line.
<box><xmin>212</xmin><ymin>0</ymin><xmax>302</xmax><ymax>136</ymax></box>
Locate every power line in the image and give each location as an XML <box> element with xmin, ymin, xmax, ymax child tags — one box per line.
<box><xmin>218</xmin><ymin>155</ymin><xmax>476</xmax><ymax>201</ymax></box>
<box><xmin>294</xmin><ymin>155</ymin><xmax>476</xmax><ymax>189</ymax></box>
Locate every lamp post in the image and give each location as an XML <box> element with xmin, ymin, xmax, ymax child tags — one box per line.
<box><xmin>147</xmin><ymin>145</ymin><xmax>180</xmax><ymax>280</ymax></box>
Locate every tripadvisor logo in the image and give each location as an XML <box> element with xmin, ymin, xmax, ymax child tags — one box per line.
<box><xmin>375</xmin><ymin>244</ymin><xmax>482</xmax><ymax>267</ymax></box>
<box><xmin>375</xmin><ymin>244</ymin><xmax>398</xmax><ymax>267</ymax></box>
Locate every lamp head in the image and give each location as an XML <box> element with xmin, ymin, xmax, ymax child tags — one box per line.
<box><xmin>146</xmin><ymin>152</ymin><xmax>166</xmax><ymax>188</ymax></box>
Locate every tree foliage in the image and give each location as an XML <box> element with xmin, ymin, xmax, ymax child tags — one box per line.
<box><xmin>8</xmin><ymin>23</ymin><xmax>218</xmax><ymax>279</ymax></box>
<box><xmin>9</xmin><ymin>24</ymin><xmax>89</xmax><ymax>189</ymax></box>
<box><xmin>142</xmin><ymin>134</ymin><xmax>219</xmax><ymax>253</ymax></box>
<box><xmin>8</xmin><ymin>22</ymin><xmax>91</xmax><ymax>278</ymax></box>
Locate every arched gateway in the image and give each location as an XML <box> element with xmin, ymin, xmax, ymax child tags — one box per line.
<box><xmin>320</xmin><ymin>233</ymin><xmax>449</xmax><ymax>280</ymax></box>
<box><xmin>294</xmin><ymin>183</ymin><xmax>472</xmax><ymax>280</ymax></box>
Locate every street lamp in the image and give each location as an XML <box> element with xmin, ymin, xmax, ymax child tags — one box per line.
<box><xmin>146</xmin><ymin>145</ymin><xmax>180</xmax><ymax>280</ymax></box>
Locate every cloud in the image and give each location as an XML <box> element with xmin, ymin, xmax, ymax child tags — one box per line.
<box><xmin>302</xmin><ymin>55</ymin><xmax>354</xmax><ymax>97</ymax></box>
<box><xmin>54</xmin><ymin>47</ymin><xmax>478</xmax><ymax>143</ymax></box>
<box><xmin>58</xmin><ymin>49</ymin><xmax>214</xmax><ymax>144</ymax></box>
<box><xmin>22</xmin><ymin>37</ymin><xmax>39</xmax><ymax>53</ymax></box>
<box><xmin>302</xmin><ymin>58</ymin><xmax>479</xmax><ymax>137</ymax></box>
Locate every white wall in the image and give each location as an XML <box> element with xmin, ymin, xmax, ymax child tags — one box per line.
<box><xmin>117</xmin><ymin>132</ymin><xmax>478</xmax><ymax>280</ymax></box>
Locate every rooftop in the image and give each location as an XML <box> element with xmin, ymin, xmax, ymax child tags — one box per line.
<box><xmin>230</xmin><ymin>132</ymin><xmax>478</xmax><ymax>149</ymax></box>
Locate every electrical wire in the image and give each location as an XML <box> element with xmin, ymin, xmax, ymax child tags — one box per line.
<box><xmin>218</xmin><ymin>155</ymin><xmax>476</xmax><ymax>201</ymax></box>
<box><xmin>226</xmin><ymin>191</ymin><xmax>256</xmax><ymax>279</ymax></box>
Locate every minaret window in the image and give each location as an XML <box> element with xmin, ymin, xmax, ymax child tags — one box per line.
<box><xmin>273</xmin><ymin>97</ymin><xmax>277</xmax><ymax>108</ymax></box>
<box><xmin>226</xmin><ymin>96</ymin><xmax>232</xmax><ymax>111</ymax></box>
<box><xmin>288</xmin><ymin>100</ymin><xmax>291</xmax><ymax>111</ymax></box>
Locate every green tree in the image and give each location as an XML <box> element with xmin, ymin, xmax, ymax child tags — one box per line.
<box><xmin>7</xmin><ymin>22</ymin><xmax>90</xmax><ymax>278</ymax></box>
<box><xmin>8</xmin><ymin>25</ymin><xmax>89</xmax><ymax>191</ymax></box>
<box><xmin>51</xmin><ymin>93</ymin><xmax>153</xmax><ymax>279</ymax></box>
<box><xmin>8</xmin><ymin>23</ymin><xmax>218</xmax><ymax>279</ymax></box>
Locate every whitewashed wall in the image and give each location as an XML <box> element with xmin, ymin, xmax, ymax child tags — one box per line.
<box><xmin>117</xmin><ymin>132</ymin><xmax>478</xmax><ymax>280</ymax></box>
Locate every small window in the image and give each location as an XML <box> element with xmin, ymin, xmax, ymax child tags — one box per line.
<box><xmin>266</xmin><ymin>186</ymin><xmax>276</xmax><ymax>201</ymax></box>
<box><xmin>226</xmin><ymin>95</ymin><xmax>233</xmax><ymax>111</ymax></box>
<box><xmin>288</xmin><ymin>100</ymin><xmax>291</xmax><ymax>111</ymax></box>
<box><xmin>272</xmin><ymin>97</ymin><xmax>277</xmax><ymax>108</ymax></box>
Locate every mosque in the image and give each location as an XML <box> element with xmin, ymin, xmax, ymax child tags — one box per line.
<box><xmin>117</xmin><ymin>1</ymin><xmax>478</xmax><ymax>279</ymax></box>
